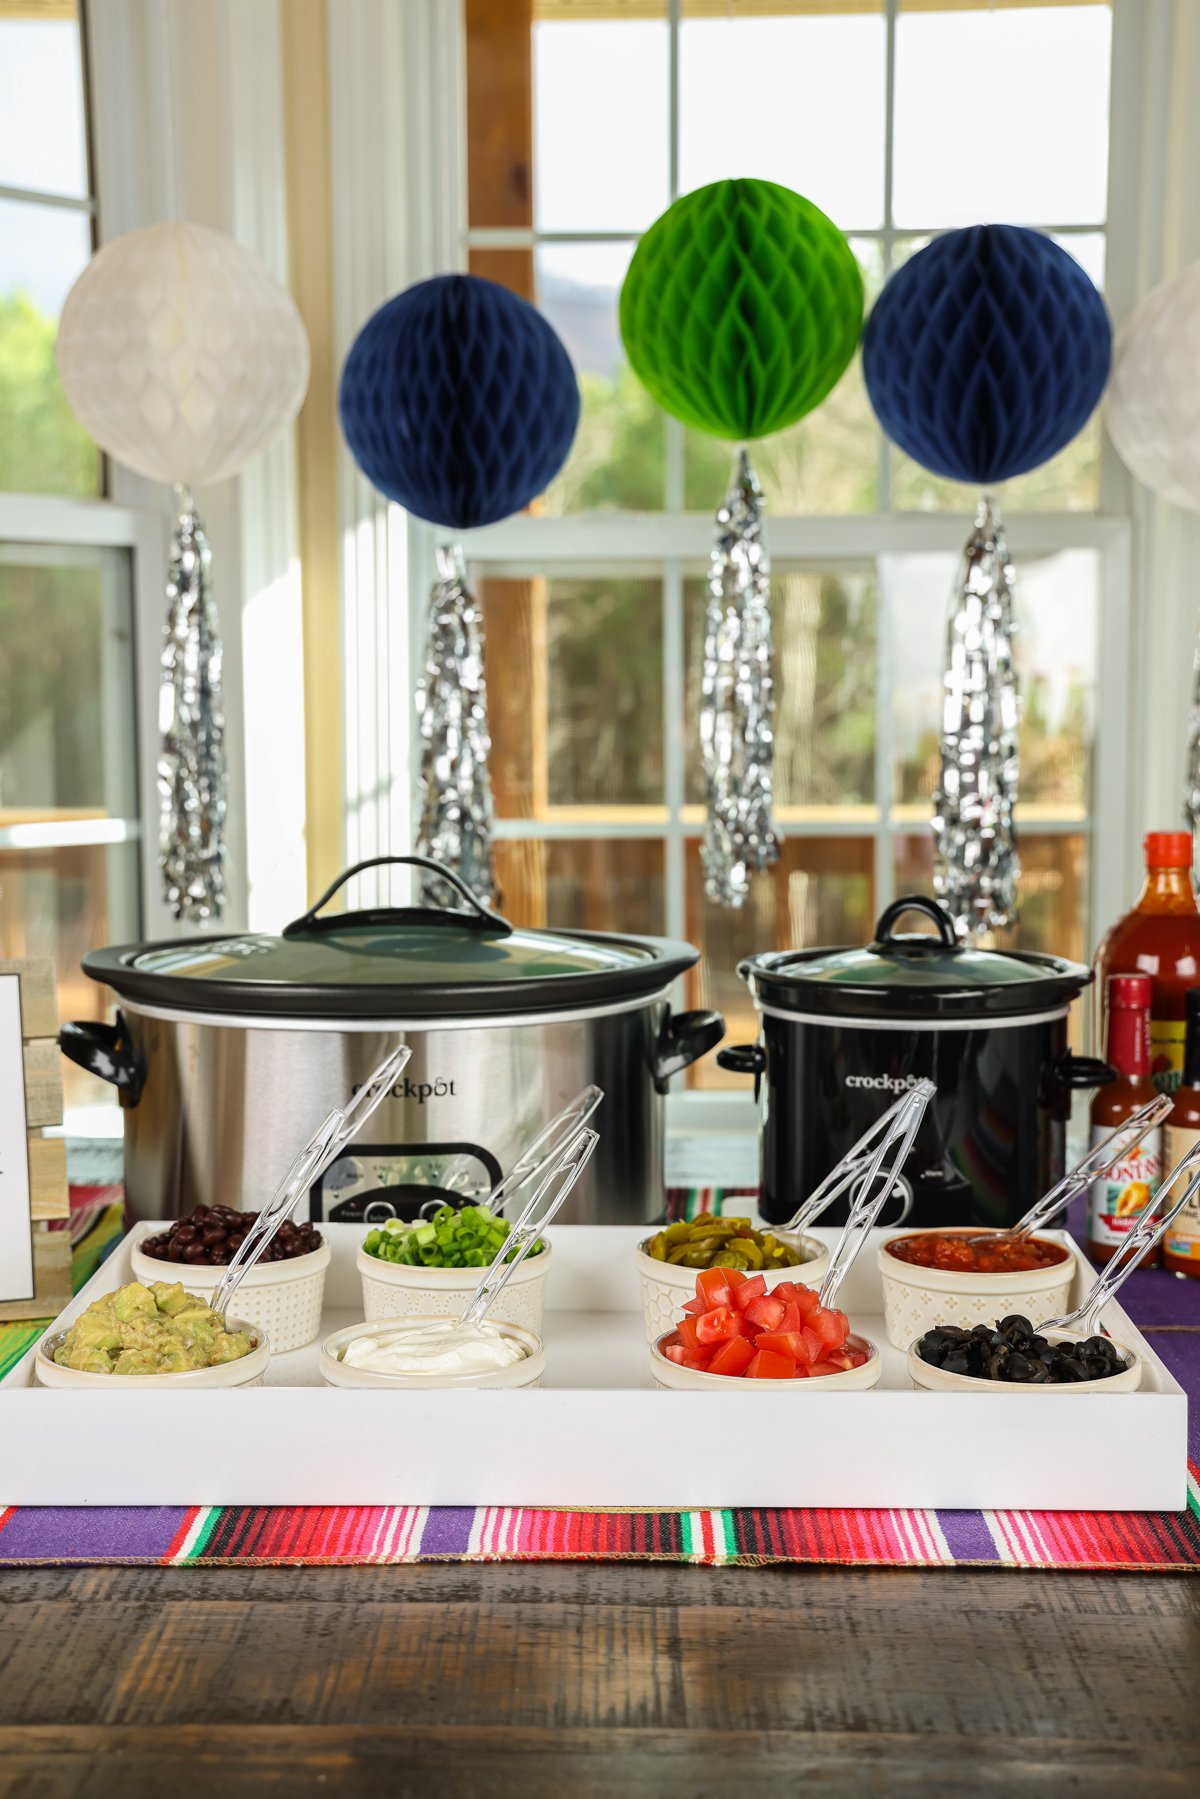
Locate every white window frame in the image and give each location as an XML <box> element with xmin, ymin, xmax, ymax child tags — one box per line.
<box><xmin>0</xmin><ymin>5</ymin><xmax>173</xmax><ymax>939</ymax></box>
<box><xmin>318</xmin><ymin>0</ymin><xmax>1191</xmax><ymax>1138</ymax></box>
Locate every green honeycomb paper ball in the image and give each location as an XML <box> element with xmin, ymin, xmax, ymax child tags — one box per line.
<box><xmin>619</xmin><ymin>179</ymin><xmax>863</xmax><ymax>442</ymax></box>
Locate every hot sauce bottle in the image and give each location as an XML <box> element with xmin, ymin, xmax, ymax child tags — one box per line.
<box><xmin>1163</xmin><ymin>985</ymin><xmax>1200</xmax><ymax>1279</ymax></box>
<box><xmin>1088</xmin><ymin>974</ymin><xmax>1163</xmax><ymax>1269</ymax></box>
<box><xmin>1093</xmin><ymin>831</ymin><xmax>1200</xmax><ymax>1094</ymax></box>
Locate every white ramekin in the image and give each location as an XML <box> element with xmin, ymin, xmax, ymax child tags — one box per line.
<box><xmin>637</xmin><ymin>1232</ymin><xmax>829</xmax><ymax>1346</ymax></box>
<box><xmin>906</xmin><ymin>1327</ymin><xmax>1142</xmax><ymax>1394</ymax></box>
<box><xmin>319</xmin><ymin>1316</ymin><xmax>543</xmax><ymax>1389</ymax></box>
<box><xmin>649</xmin><ymin>1328</ymin><xmax>882</xmax><ymax>1392</ymax></box>
<box><xmin>34</xmin><ymin>1319</ymin><xmax>270</xmax><ymax>1388</ymax></box>
<box><xmin>877</xmin><ymin>1228</ymin><xmax>1075</xmax><ymax>1351</ymax></box>
<box><xmin>131</xmin><ymin>1238</ymin><xmax>330</xmax><ymax>1353</ymax></box>
<box><xmin>357</xmin><ymin>1239</ymin><xmax>551</xmax><ymax>1332</ymax></box>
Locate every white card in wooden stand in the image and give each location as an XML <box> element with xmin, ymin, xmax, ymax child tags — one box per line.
<box><xmin>0</xmin><ymin>973</ymin><xmax>34</xmax><ymax>1302</ymax></box>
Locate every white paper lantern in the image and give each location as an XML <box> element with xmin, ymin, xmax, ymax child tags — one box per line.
<box><xmin>56</xmin><ymin>221</ymin><xmax>309</xmax><ymax>487</ymax></box>
<box><xmin>1106</xmin><ymin>262</ymin><xmax>1200</xmax><ymax>512</ymax></box>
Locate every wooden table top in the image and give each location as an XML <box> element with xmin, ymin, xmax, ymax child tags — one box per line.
<box><xmin>1</xmin><ymin>1562</ymin><xmax>1197</xmax><ymax>1795</ymax></box>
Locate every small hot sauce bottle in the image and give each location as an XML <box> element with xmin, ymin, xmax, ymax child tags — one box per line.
<box><xmin>1163</xmin><ymin>985</ymin><xmax>1200</xmax><ymax>1278</ymax></box>
<box><xmin>1087</xmin><ymin>973</ymin><xmax>1164</xmax><ymax>1269</ymax></box>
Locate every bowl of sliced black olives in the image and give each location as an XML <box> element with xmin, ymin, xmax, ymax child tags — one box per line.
<box><xmin>131</xmin><ymin>1208</ymin><xmax>329</xmax><ymax>1353</ymax></box>
<box><xmin>907</xmin><ymin>1314</ymin><xmax>1141</xmax><ymax>1393</ymax></box>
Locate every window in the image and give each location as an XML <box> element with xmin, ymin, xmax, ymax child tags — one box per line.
<box><xmin>460</xmin><ymin>0</ymin><xmax>1119</xmax><ymax>1087</ymax></box>
<box><xmin>0</xmin><ymin>0</ymin><xmax>142</xmax><ymax>1111</ymax></box>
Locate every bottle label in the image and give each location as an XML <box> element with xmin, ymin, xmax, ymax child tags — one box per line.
<box><xmin>1163</xmin><ymin>1124</ymin><xmax>1200</xmax><ymax>1260</ymax></box>
<box><xmin>1088</xmin><ymin>1127</ymin><xmax>1163</xmax><ymax>1250</ymax></box>
<box><xmin>1151</xmin><ymin>1019</ymin><xmax>1187</xmax><ymax>1094</ymax></box>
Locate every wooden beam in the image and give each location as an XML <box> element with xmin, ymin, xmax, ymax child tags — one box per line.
<box><xmin>281</xmin><ymin>0</ymin><xmax>345</xmax><ymax>904</ymax></box>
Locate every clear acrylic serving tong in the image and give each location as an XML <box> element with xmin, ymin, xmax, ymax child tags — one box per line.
<box><xmin>458</xmin><ymin>1126</ymin><xmax>600</xmax><ymax>1330</ymax></box>
<box><xmin>1039</xmin><ymin>1136</ymin><xmax>1200</xmax><ymax>1336</ymax></box>
<box><xmin>780</xmin><ymin>1082</ymin><xmax>934</xmax><ymax>1238</ymax></box>
<box><xmin>816</xmin><ymin>1079</ymin><xmax>937</xmax><ymax>1310</ymax></box>
<box><xmin>974</xmin><ymin>1092</ymin><xmax>1172</xmax><ymax>1247</ymax></box>
<box><xmin>420</xmin><ymin>1084</ymin><xmax>604</xmax><ymax>1221</ymax></box>
<box><xmin>211</xmin><ymin>1042</ymin><xmax>413</xmax><ymax>1320</ymax></box>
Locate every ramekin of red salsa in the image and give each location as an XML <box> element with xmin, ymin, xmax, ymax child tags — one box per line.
<box><xmin>877</xmin><ymin>1227</ymin><xmax>1077</xmax><ymax>1351</ymax></box>
<box><xmin>884</xmin><ymin>1231</ymin><xmax>1070</xmax><ymax>1276</ymax></box>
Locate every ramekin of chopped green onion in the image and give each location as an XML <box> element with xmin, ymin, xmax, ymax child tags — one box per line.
<box><xmin>357</xmin><ymin>1203</ymin><xmax>552</xmax><ymax>1333</ymax></box>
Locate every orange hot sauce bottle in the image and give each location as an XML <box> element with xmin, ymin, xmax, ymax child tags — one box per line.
<box><xmin>1094</xmin><ymin>831</ymin><xmax>1200</xmax><ymax>1096</ymax></box>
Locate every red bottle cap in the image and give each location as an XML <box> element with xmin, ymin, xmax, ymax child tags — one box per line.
<box><xmin>1108</xmin><ymin>972</ymin><xmax>1152</xmax><ymax>1010</ymax></box>
<box><xmin>1144</xmin><ymin>830</ymin><xmax>1193</xmax><ymax>868</ymax></box>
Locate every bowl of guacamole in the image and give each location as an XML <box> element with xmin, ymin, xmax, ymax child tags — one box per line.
<box><xmin>35</xmin><ymin>1280</ymin><xmax>270</xmax><ymax>1388</ymax></box>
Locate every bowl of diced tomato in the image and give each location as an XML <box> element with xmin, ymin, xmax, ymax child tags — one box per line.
<box><xmin>649</xmin><ymin>1266</ymin><xmax>881</xmax><ymax>1391</ymax></box>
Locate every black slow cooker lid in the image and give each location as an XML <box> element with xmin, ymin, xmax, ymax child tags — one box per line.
<box><xmin>83</xmin><ymin>855</ymin><xmax>700</xmax><ymax>1021</ymax></box>
<box><xmin>739</xmin><ymin>895</ymin><xmax>1093</xmax><ymax>1022</ymax></box>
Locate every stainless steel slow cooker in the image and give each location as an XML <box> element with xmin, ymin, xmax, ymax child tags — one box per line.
<box><xmin>717</xmin><ymin>895</ymin><xmax>1111</xmax><ymax>1231</ymax></box>
<box><xmin>61</xmin><ymin>855</ymin><xmax>724</xmax><ymax>1226</ymax></box>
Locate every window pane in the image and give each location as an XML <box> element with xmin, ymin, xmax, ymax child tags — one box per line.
<box><xmin>532</xmin><ymin>14</ymin><xmax>670</xmax><ymax>232</ymax></box>
<box><xmin>893</xmin><ymin>831</ymin><xmax>1090</xmax><ymax>1041</ymax></box>
<box><xmin>893</xmin><ymin>3</ymin><xmax>1111</xmax><ymax>228</ymax></box>
<box><xmin>0</xmin><ymin>7</ymin><xmax>88</xmax><ymax>198</ymax></box>
<box><xmin>0</xmin><ymin>197</ymin><xmax>99</xmax><ymax>497</ymax></box>
<box><xmin>0</xmin><ymin>842</ymin><xmax>140</xmax><ymax>1111</ymax></box>
<box><xmin>535</xmin><ymin>241</ymin><xmax>665</xmax><ymax>515</ymax></box>
<box><xmin>679</xmin><ymin>4</ymin><xmax>886</xmax><ymax>229</ymax></box>
<box><xmin>480</xmin><ymin>575</ymin><xmax>664</xmax><ymax>816</ymax></box>
<box><xmin>495</xmin><ymin>837</ymin><xmax>665</xmax><ymax>935</ymax></box>
<box><xmin>0</xmin><ymin>545</ymin><xmax>137</xmax><ymax>818</ymax></box>
<box><xmin>890</xmin><ymin>548</ymin><xmax>1098</xmax><ymax>820</ymax></box>
<box><xmin>683</xmin><ymin>238</ymin><xmax>882</xmax><ymax>514</ymax></box>
<box><xmin>685</xmin><ymin>836</ymin><xmax>875</xmax><ymax>1088</ymax></box>
<box><xmin>684</xmin><ymin>567</ymin><xmax>878</xmax><ymax>810</ymax></box>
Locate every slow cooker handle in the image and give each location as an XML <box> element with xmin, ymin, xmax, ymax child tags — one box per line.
<box><xmin>873</xmin><ymin>894</ymin><xmax>957</xmax><ymax>948</ymax></box>
<box><xmin>1052</xmin><ymin>1051</ymin><xmax>1118</xmax><ymax>1091</ymax></box>
<box><xmin>59</xmin><ymin>1013</ymin><xmax>146</xmax><ymax>1105</ymax></box>
<box><xmin>283</xmin><ymin>854</ymin><xmax>515</xmax><ymax>938</ymax></box>
<box><xmin>653</xmin><ymin>1009</ymin><xmax>726</xmax><ymax>1094</ymax></box>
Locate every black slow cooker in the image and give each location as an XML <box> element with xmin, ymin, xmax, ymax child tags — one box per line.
<box><xmin>717</xmin><ymin>895</ymin><xmax>1111</xmax><ymax>1229</ymax></box>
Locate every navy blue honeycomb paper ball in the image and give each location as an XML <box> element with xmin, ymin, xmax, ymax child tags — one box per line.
<box><xmin>862</xmin><ymin>225</ymin><xmax>1112</xmax><ymax>485</ymax></box>
<box><xmin>338</xmin><ymin>274</ymin><xmax>581</xmax><ymax>530</ymax></box>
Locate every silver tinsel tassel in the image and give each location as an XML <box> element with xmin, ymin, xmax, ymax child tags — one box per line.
<box><xmin>700</xmin><ymin>449</ymin><xmax>780</xmax><ymax>908</ymax></box>
<box><xmin>415</xmin><ymin>543</ymin><xmax>497</xmax><ymax>906</ymax></box>
<box><xmin>932</xmin><ymin>493</ymin><xmax>1021</xmax><ymax>942</ymax></box>
<box><xmin>158</xmin><ymin>489</ymin><xmax>226</xmax><ymax>923</ymax></box>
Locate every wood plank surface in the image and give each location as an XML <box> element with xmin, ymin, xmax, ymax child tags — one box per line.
<box><xmin>0</xmin><ymin>1564</ymin><xmax>1197</xmax><ymax>1796</ymax></box>
<box><xmin>22</xmin><ymin>1038</ymin><xmax>64</xmax><ymax>1130</ymax></box>
<box><xmin>27</xmin><ymin>1134</ymin><xmax>69</xmax><ymax>1221</ymax></box>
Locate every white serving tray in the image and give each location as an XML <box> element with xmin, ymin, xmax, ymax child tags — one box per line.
<box><xmin>0</xmin><ymin>1223</ymin><xmax>1186</xmax><ymax>1510</ymax></box>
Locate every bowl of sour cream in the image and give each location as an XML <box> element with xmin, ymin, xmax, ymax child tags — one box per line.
<box><xmin>318</xmin><ymin>1315</ymin><xmax>544</xmax><ymax>1389</ymax></box>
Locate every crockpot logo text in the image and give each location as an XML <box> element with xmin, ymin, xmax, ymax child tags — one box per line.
<box><xmin>844</xmin><ymin>1073</ymin><xmax>921</xmax><ymax>1095</ymax></box>
<box><xmin>352</xmin><ymin>1077</ymin><xmax>456</xmax><ymax>1105</ymax></box>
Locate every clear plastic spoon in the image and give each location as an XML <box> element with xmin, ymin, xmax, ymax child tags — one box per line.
<box><xmin>817</xmin><ymin>1079</ymin><xmax>937</xmax><ymax>1311</ymax></box>
<box><xmin>779</xmin><ymin>1084</ymin><xmax>931</xmax><ymax>1237</ymax></box>
<box><xmin>971</xmin><ymin>1092</ymin><xmax>1172</xmax><ymax>1248</ymax></box>
<box><xmin>458</xmin><ymin>1126</ymin><xmax>600</xmax><ymax>1330</ymax></box>
<box><xmin>1038</xmin><ymin>1136</ymin><xmax>1200</xmax><ymax>1336</ymax></box>
<box><xmin>210</xmin><ymin>1041</ymin><xmax>412</xmax><ymax>1320</ymax></box>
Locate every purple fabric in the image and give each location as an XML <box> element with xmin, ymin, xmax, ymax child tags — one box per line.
<box><xmin>0</xmin><ymin>1506</ymin><xmax>188</xmax><ymax>1561</ymax></box>
<box><xmin>416</xmin><ymin>1506</ymin><xmax>476</xmax><ymax>1555</ymax></box>
<box><xmin>936</xmin><ymin>1509</ymin><xmax>1001</xmax><ymax>1561</ymax></box>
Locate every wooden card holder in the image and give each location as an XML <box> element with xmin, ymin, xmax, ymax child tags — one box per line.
<box><xmin>0</xmin><ymin>959</ymin><xmax>71</xmax><ymax>1321</ymax></box>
